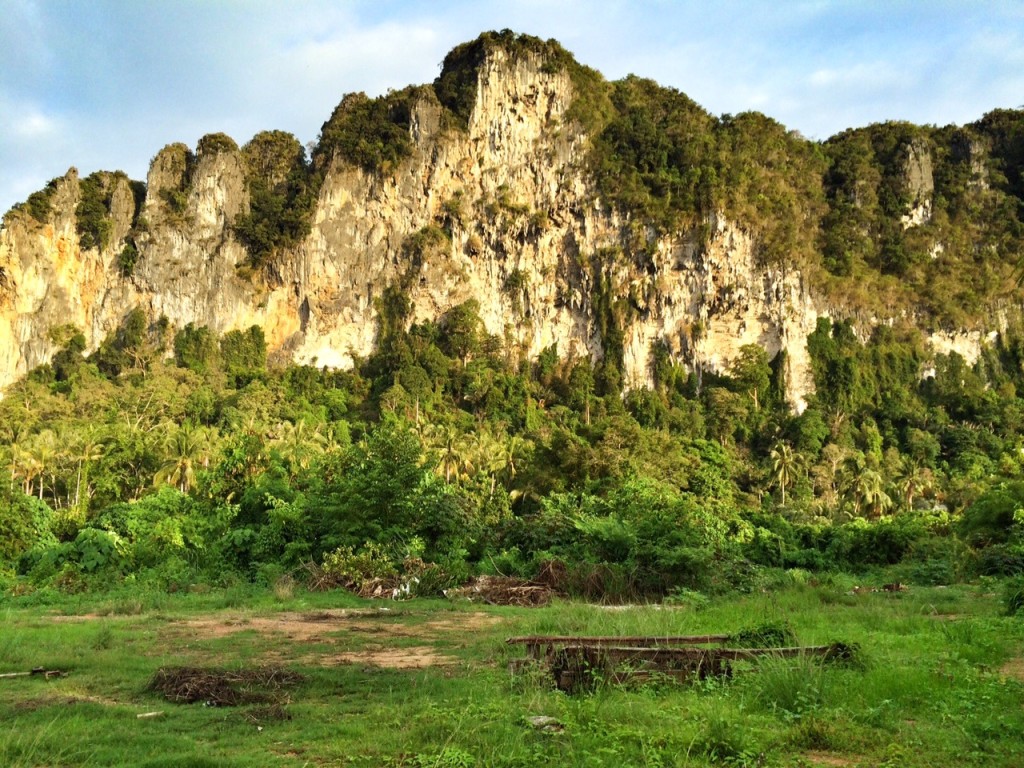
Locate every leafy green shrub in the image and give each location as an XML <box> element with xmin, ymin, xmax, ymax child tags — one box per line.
<box><xmin>731</xmin><ymin>621</ymin><xmax>796</xmax><ymax>648</ymax></box>
<box><xmin>220</xmin><ymin>325</ymin><xmax>267</xmax><ymax>384</ymax></box>
<box><xmin>160</xmin><ymin>188</ymin><xmax>188</xmax><ymax>214</ymax></box>
<box><xmin>174</xmin><ymin>323</ymin><xmax>220</xmax><ymax>373</ymax></box>
<box><xmin>0</xmin><ymin>491</ymin><xmax>56</xmax><ymax>569</ymax></box>
<box><xmin>90</xmin><ymin>306</ymin><xmax>150</xmax><ymax>378</ymax></box>
<box><xmin>663</xmin><ymin>586</ymin><xmax>710</xmax><ymax>610</ymax></box>
<box><xmin>900</xmin><ymin>535</ymin><xmax>963</xmax><ymax>584</ymax></box>
<box><xmin>971</xmin><ymin>543</ymin><xmax>1024</xmax><ymax>576</ymax></box>
<box><xmin>117</xmin><ymin>239</ymin><xmax>139</xmax><ymax>277</ymax></box>
<box><xmin>958</xmin><ymin>481</ymin><xmax>1024</xmax><ymax>546</ymax></box>
<box><xmin>320</xmin><ymin>542</ymin><xmax>397</xmax><ymax>590</ymax></box>
<box><xmin>403</xmin><ymin>225</ymin><xmax>451</xmax><ymax>270</ymax></box>
<box><xmin>76</xmin><ymin>172</ymin><xmax>115</xmax><ymax>250</ymax></box>
<box><xmin>591</xmin><ymin>75</ymin><xmax>719</xmax><ymax>231</ymax></box>
<box><xmin>234</xmin><ymin>131</ymin><xmax>315</xmax><ymax>267</ymax></box>
<box><xmin>15</xmin><ymin>176</ymin><xmax>61</xmax><ymax>223</ymax></box>
<box><xmin>316</xmin><ymin>89</ymin><xmax>418</xmax><ymax>173</ymax></box>
<box><xmin>404</xmin><ymin>556</ymin><xmax>467</xmax><ymax>596</ymax></box>
<box><xmin>196</xmin><ymin>132</ymin><xmax>238</xmax><ymax>156</ymax></box>
<box><xmin>307</xmin><ymin>421</ymin><xmax>476</xmax><ymax>560</ymax></box>
<box><xmin>827</xmin><ymin>516</ymin><xmax>933</xmax><ymax>570</ymax></box>
<box><xmin>1004</xmin><ymin>577</ymin><xmax>1024</xmax><ymax>616</ymax></box>
<box><xmin>73</xmin><ymin>528</ymin><xmax>126</xmax><ymax>573</ymax></box>
<box><xmin>410</xmin><ymin>748</ymin><xmax>475</xmax><ymax>768</ymax></box>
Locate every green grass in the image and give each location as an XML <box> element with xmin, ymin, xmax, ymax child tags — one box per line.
<box><xmin>1</xmin><ymin>581</ymin><xmax>1023</xmax><ymax>766</ymax></box>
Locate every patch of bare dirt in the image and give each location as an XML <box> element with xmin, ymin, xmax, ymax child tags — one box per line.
<box><xmin>168</xmin><ymin>610</ymin><xmax>499</xmax><ymax>644</ymax></box>
<box><xmin>323</xmin><ymin>646</ymin><xmax>456</xmax><ymax>669</ymax></box>
<box><xmin>14</xmin><ymin>693</ymin><xmax>123</xmax><ymax>712</ymax></box>
<box><xmin>802</xmin><ymin>751</ymin><xmax>860</xmax><ymax>767</ymax></box>
<box><xmin>999</xmin><ymin>657</ymin><xmax>1024</xmax><ymax>682</ymax></box>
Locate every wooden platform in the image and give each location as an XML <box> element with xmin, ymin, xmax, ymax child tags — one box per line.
<box><xmin>507</xmin><ymin>635</ymin><xmax>849</xmax><ymax>692</ymax></box>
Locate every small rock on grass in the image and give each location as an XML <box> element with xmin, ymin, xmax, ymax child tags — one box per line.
<box><xmin>526</xmin><ymin>715</ymin><xmax>564</xmax><ymax>732</ymax></box>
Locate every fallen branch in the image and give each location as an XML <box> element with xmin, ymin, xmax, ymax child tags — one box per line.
<box><xmin>0</xmin><ymin>667</ymin><xmax>67</xmax><ymax>680</ymax></box>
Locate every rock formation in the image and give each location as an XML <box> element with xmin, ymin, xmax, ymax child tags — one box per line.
<box><xmin>1</xmin><ymin>33</ymin><xmax>1020</xmax><ymax>410</ymax></box>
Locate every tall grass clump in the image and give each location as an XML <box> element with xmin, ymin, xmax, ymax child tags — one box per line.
<box><xmin>748</xmin><ymin>653</ymin><xmax>830</xmax><ymax>718</ymax></box>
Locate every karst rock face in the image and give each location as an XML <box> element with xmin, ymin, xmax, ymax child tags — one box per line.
<box><xmin>0</xmin><ymin>38</ymin><xmax>1010</xmax><ymax>409</ymax></box>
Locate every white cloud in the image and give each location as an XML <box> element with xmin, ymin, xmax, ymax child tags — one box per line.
<box><xmin>2</xmin><ymin>1</ymin><xmax>1023</xmax><ymax>213</ymax></box>
<box><xmin>9</xmin><ymin>110</ymin><xmax>58</xmax><ymax>139</ymax></box>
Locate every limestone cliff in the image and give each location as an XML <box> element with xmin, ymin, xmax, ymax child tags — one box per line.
<box><xmin>1</xmin><ymin>33</ymin><xmax>1021</xmax><ymax>409</ymax></box>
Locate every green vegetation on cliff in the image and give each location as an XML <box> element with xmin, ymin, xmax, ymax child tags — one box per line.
<box><xmin>233</xmin><ymin>131</ymin><xmax>316</xmax><ymax>268</ymax></box>
<box><xmin>820</xmin><ymin>117</ymin><xmax>1024</xmax><ymax>326</ymax></box>
<box><xmin>315</xmin><ymin>88</ymin><xmax>422</xmax><ymax>173</ymax></box>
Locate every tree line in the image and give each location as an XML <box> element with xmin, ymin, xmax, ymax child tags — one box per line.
<box><xmin>2</xmin><ymin>299</ymin><xmax>1023</xmax><ymax>598</ymax></box>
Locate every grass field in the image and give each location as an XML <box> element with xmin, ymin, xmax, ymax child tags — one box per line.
<box><xmin>2</xmin><ymin>576</ymin><xmax>1023</xmax><ymax>767</ymax></box>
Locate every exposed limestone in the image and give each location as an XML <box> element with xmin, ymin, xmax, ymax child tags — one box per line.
<box><xmin>0</xmin><ymin>43</ymin><xmax>1003</xmax><ymax>412</ymax></box>
<box><xmin>900</xmin><ymin>139</ymin><xmax>934</xmax><ymax>229</ymax></box>
<box><xmin>921</xmin><ymin>328</ymin><xmax>1000</xmax><ymax>378</ymax></box>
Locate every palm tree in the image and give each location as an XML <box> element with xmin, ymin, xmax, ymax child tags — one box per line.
<box><xmin>157</xmin><ymin>423</ymin><xmax>205</xmax><ymax>493</ymax></box>
<box><xmin>272</xmin><ymin>419</ymin><xmax>327</xmax><ymax>476</ymax></box>
<box><xmin>770</xmin><ymin>441</ymin><xmax>804</xmax><ymax>507</ymax></box>
<box><xmin>71</xmin><ymin>427</ymin><xmax>106</xmax><ymax>511</ymax></box>
<box><xmin>464</xmin><ymin>429</ymin><xmax>508</xmax><ymax>495</ymax></box>
<box><xmin>425</xmin><ymin>424</ymin><xmax>467</xmax><ymax>484</ymax></box>
<box><xmin>12</xmin><ymin>443</ymin><xmax>42</xmax><ymax>498</ymax></box>
<box><xmin>893</xmin><ymin>459</ymin><xmax>931</xmax><ymax>512</ymax></box>
<box><xmin>27</xmin><ymin>430</ymin><xmax>60</xmax><ymax>504</ymax></box>
<box><xmin>846</xmin><ymin>465</ymin><xmax>892</xmax><ymax>519</ymax></box>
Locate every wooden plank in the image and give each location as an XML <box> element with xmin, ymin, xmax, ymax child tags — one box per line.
<box><xmin>506</xmin><ymin>634</ymin><xmax>731</xmax><ymax>647</ymax></box>
<box><xmin>1</xmin><ymin>668</ymin><xmax>67</xmax><ymax>679</ymax></box>
<box><xmin>567</xmin><ymin>644</ymin><xmax>838</xmax><ymax>662</ymax></box>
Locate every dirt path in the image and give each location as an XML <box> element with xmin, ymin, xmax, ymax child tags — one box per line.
<box><xmin>160</xmin><ymin>609</ymin><xmax>502</xmax><ymax>669</ymax></box>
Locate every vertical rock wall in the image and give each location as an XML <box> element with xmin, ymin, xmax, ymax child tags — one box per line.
<box><xmin>0</xmin><ymin>44</ymin><xmax>1005</xmax><ymax>409</ymax></box>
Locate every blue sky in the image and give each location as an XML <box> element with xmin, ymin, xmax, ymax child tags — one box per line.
<box><xmin>2</xmin><ymin>0</ymin><xmax>1022</xmax><ymax>215</ymax></box>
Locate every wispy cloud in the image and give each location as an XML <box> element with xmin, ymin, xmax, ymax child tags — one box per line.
<box><xmin>1</xmin><ymin>1</ymin><xmax>1022</xmax><ymax>213</ymax></box>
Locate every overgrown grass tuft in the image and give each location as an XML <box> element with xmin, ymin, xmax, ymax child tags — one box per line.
<box><xmin>746</xmin><ymin>653</ymin><xmax>831</xmax><ymax>717</ymax></box>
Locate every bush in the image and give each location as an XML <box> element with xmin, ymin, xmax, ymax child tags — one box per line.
<box><xmin>16</xmin><ymin>177</ymin><xmax>61</xmax><ymax>223</ymax></box>
<box><xmin>827</xmin><ymin>516</ymin><xmax>931</xmax><ymax>570</ymax></box>
<box><xmin>971</xmin><ymin>543</ymin><xmax>1024</xmax><ymax>577</ymax></box>
<box><xmin>196</xmin><ymin>132</ymin><xmax>238</xmax><ymax>156</ymax></box>
<box><xmin>160</xmin><ymin>188</ymin><xmax>188</xmax><ymax>215</ymax></box>
<box><xmin>174</xmin><ymin>323</ymin><xmax>220</xmax><ymax>373</ymax></box>
<box><xmin>958</xmin><ymin>481</ymin><xmax>1024</xmax><ymax>546</ymax></box>
<box><xmin>74</xmin><ymin>528</ymin><xmax>126</xmax><ymax>573</ymax></box>
<box><xmin>319</xmin><ymin>542</ymin><xmax>397</xmax><ymax>590</ymax></box>
<box><xmin>0</xmin><ymin>490</ymin><xmax>55</xmax><ymax>567</ymax></box>
<box><xmin>76</xmin><ymin>172</ymin><xmax>115</xmax><ymax>250</ymax></box>
<box><xmin>234</xmin><ymin>131</ymin><xmax>314</xmax><ymax>267</ymax></box>
<box><xmin>1003</xmin><ymin>577</ymin><xmax>1024</xmax><ymax>616</ymax></box>
<box><xmin>117</xmin><ymin>239</ymin><xmax>139</xmax><ymax>276</ymax></box>
<box><xmin>316</xmin><ymin>89</ymin><xmax>418</xmax><ymax>173</ymax></box>
<box><xmin>220</xmin><ymin>326</ymin><xmax>267</xmax><ymax>384</ymax></box>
